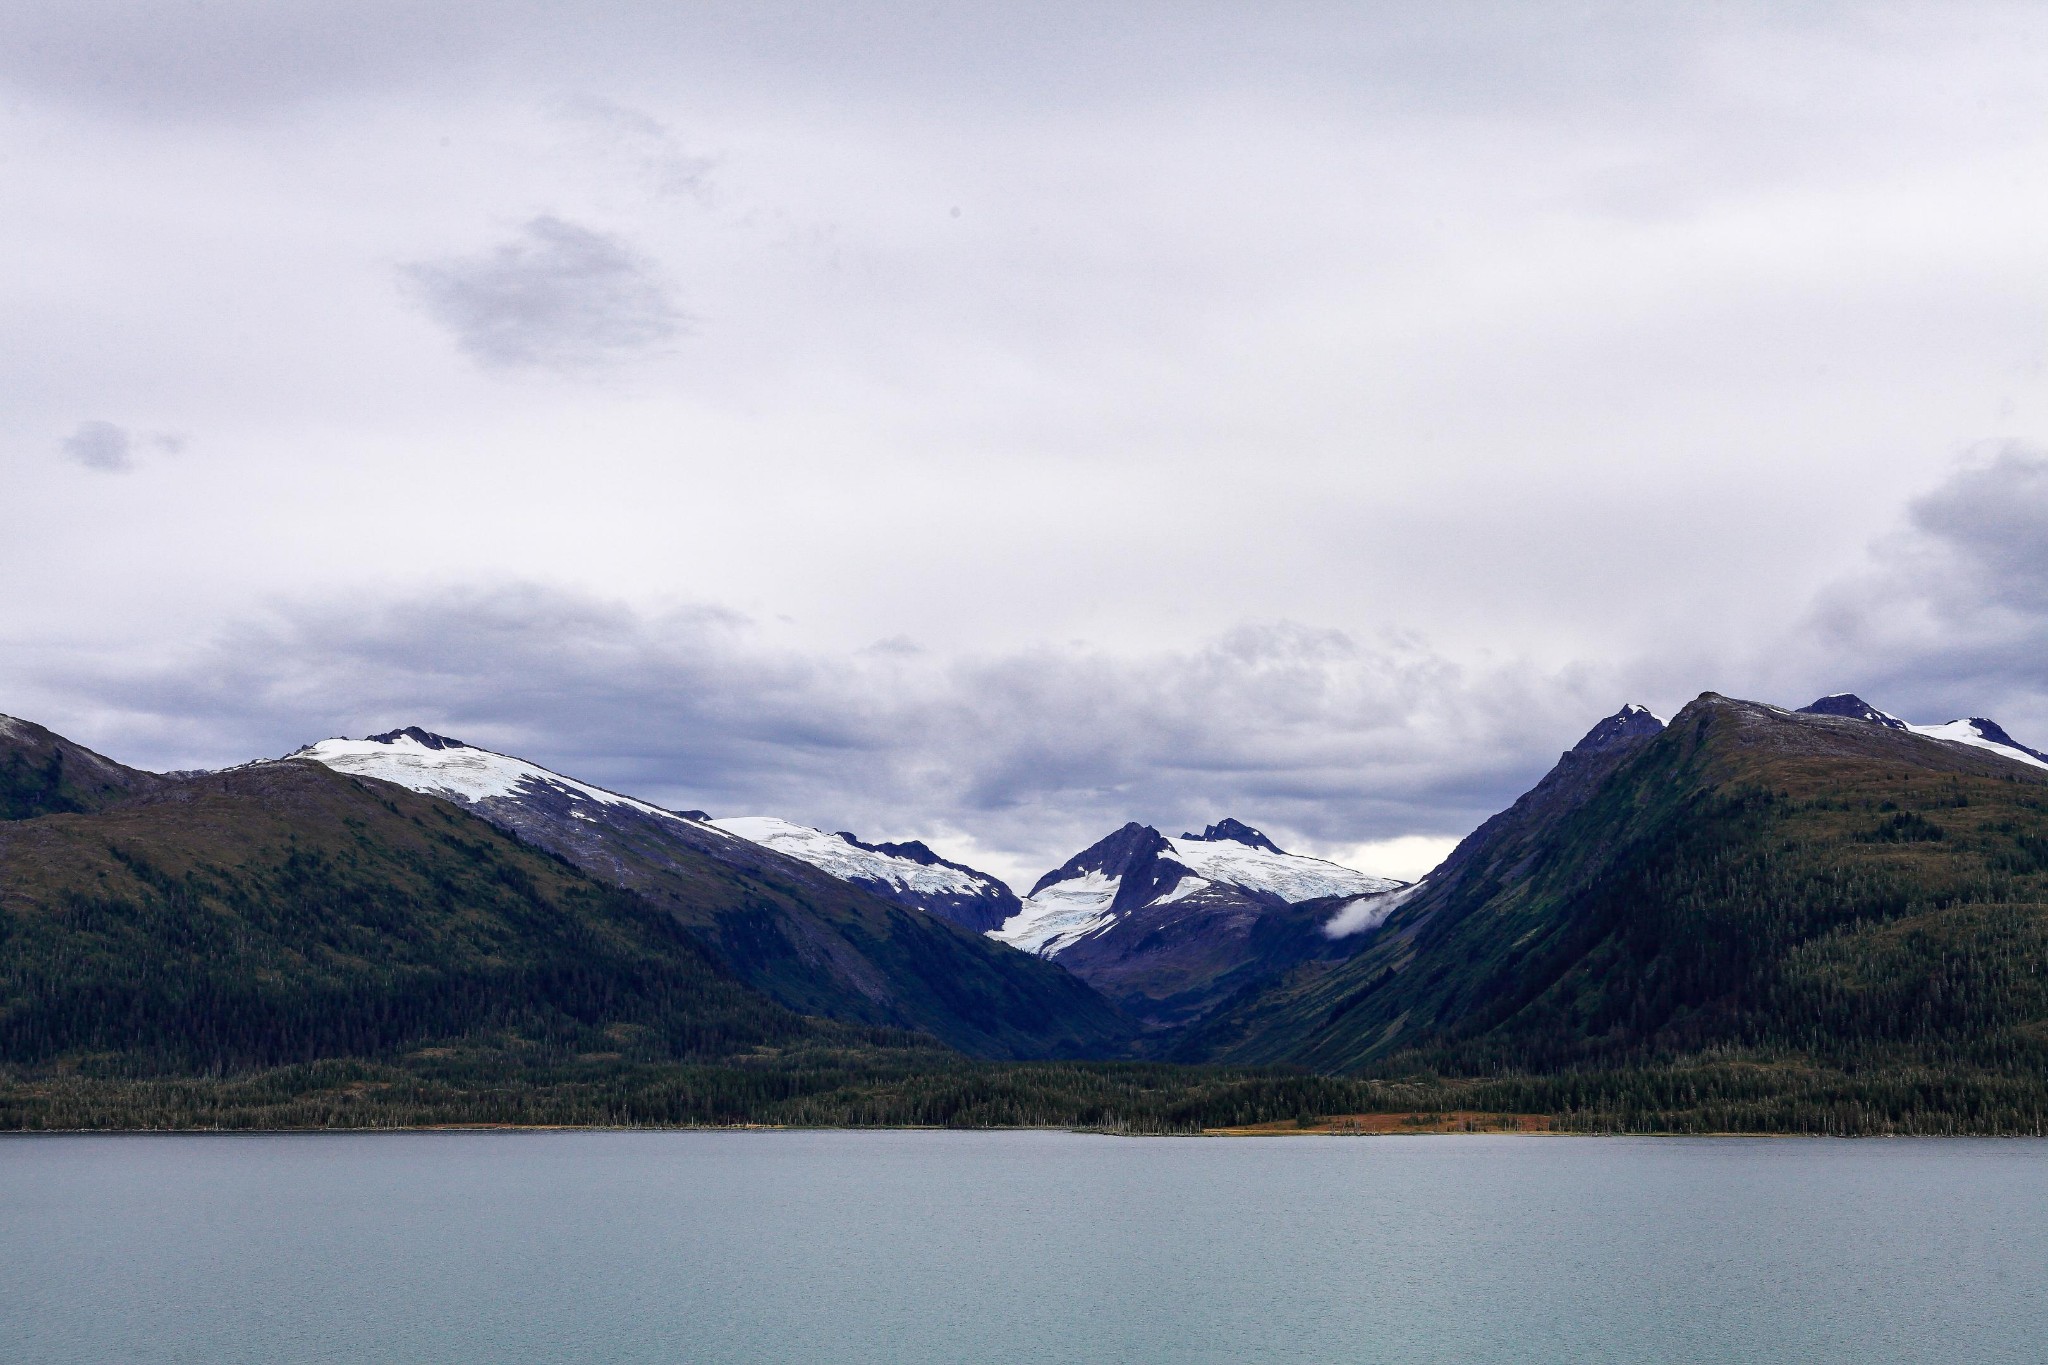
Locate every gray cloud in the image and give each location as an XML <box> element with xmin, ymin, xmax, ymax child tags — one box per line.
<box><xmin>400</xmin><ymin>217</ymin><xmax>687</xmax><ymax>371</ymax></box>
<box><xmin>19</xmin><ymin>458</ymin><xmax>2048</xmax><ymax>886</ymax></box>
<box><xmin>4</xmin><ymin>3</ymin><xmax>2045</xmax><ymax>890</ymax></box>
<box><xmin>19</xmin><ymin>584</ymin><xmax>1627</xmax><ymax>885</ymax></box>
<box><xmin>1800</xmin><ymin>446</ymin><xmax>2048</xmax><ymax>738</ymax></box>
<box><xmin>1909</xmin><ymin>448</ymin><xmax>2048</xmax><ymax>617</ymax></box>
<box><xmin>57</xmin><ymin>422</ymin><xmax>184</xmax><ymax>473</ymax></box>
<box><xmin>0</xmin><ymin>2</ymin><xmax>499</xmax><ymax>122</ymax></box>
<box><xmin>60</xmin><ymin>420</ymin><xmax>133</xmax><ymax>471</ymax></box>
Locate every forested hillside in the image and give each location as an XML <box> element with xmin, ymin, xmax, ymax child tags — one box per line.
<box><xmin>10</xmin><ymin>696</ymin><xmax>2048</xmax><ymax>1135</ymax></box>
<box><xmin>1173</xmin><ymin>695</ymin><xmax>2048</xmax><ymax>1128</ymax></box>
<box><xmin>0</xmin><ymin>759</ymin><xmax>854</xmax><ymax>1071</ymax></box>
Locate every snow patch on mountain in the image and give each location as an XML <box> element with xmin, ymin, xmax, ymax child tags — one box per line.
<box><xmin>292</xmin><ymin>729</ymin><xmax>712</xmax><ymax>826</ymax></box>
<box><xmin>1162</xmin><ymin>834</ymin><xmax>1391</xmax><ymax>904</ymax></box>
<box><xmin>710</xmin><ymin>816</ymin><xmax>998</xmax><ymax>898</ymax></box>
<box><xmin>1797</xmin><ymin>696</ymin><xmax>2048</xmax><ymax>771</ymax></box>
<box><xmin>1906</xmin><ymin>719</ymin><xmax>2048</xmax><ymax>771</ymax></box>
<box><xmin>996</xmin><ymin>870</ymin><xmax>1122</xmax><ymax>956</ymax></box>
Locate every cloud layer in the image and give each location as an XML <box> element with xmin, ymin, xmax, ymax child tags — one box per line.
<box><xmin>12</xmin><ymin>452</ymin><xmax>2048</xmax><ymax>888</ymax></box>
<box><xmin>20</xmin><ymin>585</ymin><xmax>1630</xmax><ymax>885</ymax></box>
<box><xmin>1802</xmin><ymin>445</ymin><xmax>2048</xmax><ymax>738</ymax></box>
<box><xmin>2</xmin><ymin>5</ymin><xmax>2044</xmax><ymax>885</ymax></box>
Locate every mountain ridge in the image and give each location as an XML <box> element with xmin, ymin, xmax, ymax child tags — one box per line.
<box><xmin>1173</xmin><ymin>692</ymin><xmax>2048</xmax><ymax>1076</ymax></box>
<box><xmin>994</xmin><ymin>817</ymin><xmax>1403</xmax><ymax>1028</ymax></box>
<box><xmin>287</xmin><ymin>729</ymin><xmax>1129</xmax><ymax>1058</ymax></box>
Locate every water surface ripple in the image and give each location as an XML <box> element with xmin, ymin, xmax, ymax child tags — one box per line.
<box><xmin>5</xmin><ymin>1131</ymin><xmax>2045</xmax><ymax>1363</ymax></box>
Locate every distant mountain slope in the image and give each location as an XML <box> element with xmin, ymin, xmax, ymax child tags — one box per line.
<box><xmin>1</xmin><ymin>713</ymin><xmax>168</xmax><ymax>819</ymax></box>
<box><xmin>992</xmin><ymin>818</ymin><xmax>1403</xmax><ymax>1027</ymax></box>
<box><xmin>1797</xmin><ymin>693</ymin><xmax>1909</xmax><ymax>729</ymax></box>
<box><xmin>1905</xmin><ymin>717</ymin><xmax>2048</xmax><ymax>769</ymax></box>
<box><xmin>710</xmin><ymin>816</ymin><xmax>1020</xmax><ymax>933</ymax></box>
<box><xmin>1797</xmin><ymin>692</ymin><xmax>2048</xmax><ymax>769</ymax></box>
<box><xmin>293</xmin><ymin>729</ymin><xmax>1128</xmax><ymax>1059</ymax></box>
<box><xmin>998</xmin><ymin>819</ymin><xmax>1398</xmax><ymax>956</ymax></box>
<box><xmin>0</xmin><ymin>758</ymin><xmax>833</xmax><ymax>1072</ymax></box>
<box><xmin>1177</xmin><ymin>694</ymin><xmax>2048</xmax><ymax>1077</ymax></box>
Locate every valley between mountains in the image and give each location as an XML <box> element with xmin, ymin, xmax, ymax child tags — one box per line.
<box><xmin>6</xmin><ymin>688</ymin><xmax>2048</xmax><ymax>1134</ymax></box>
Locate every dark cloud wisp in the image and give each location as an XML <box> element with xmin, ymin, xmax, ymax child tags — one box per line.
<box><xmin>58</xmin><ymin>421</ymin><xmax>182</xmax><ymax>473</ymax></box>
<box><xmin>400</xmin><ymin>217</ymin><xmax>687</xmax><ymax>371</ymax></box>
<box><xmin>59</xmin><ymin>420</ymin><xmax>134</xmax><ymax>472</ymax></box>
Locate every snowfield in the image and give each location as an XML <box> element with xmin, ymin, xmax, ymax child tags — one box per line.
<box><xmin>990</xmin><ymin>871</ymin><xmax>1122</xmax><ymax>956</ymax></box>
<box><xmin>1161</xmin><ymin>835</ymin><xmax>1398</xmax><ymax>904</ymax></box>
<box><xmin>291</xmin><ymin>733</ymin><xmax>711</xmax><ymax>826</ymax></box>
<box><xmin>1906</xmin><ymin>719</ymin><xmax>2048</xmax><ymax>771</ymax></box>
<box><xmin>710</xmin><ymin>816</ymin><xmax>996</xmax><ymax>897</ymax></box>
<box><xmin>992</xmin><ymin>830</ymin><xmax>1404</xmax><ymax>958</ymax></box>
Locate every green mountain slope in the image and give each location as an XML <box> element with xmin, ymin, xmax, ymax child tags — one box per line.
<box><xmin>0</xmin><ymin>759</ymin><xmax>862</xmax><ymax>1071</ymax></box>
<box><xmin>1179</xmin><ymin>694</ymin><xmax>2048</xmax><ymax>1084</ymax></box>
<box><xmin>0</xmin><ymin>714</ymin><xmax>167</xmax><ymax>819</ymax></box>
<box><xmin>378</xmin><ymin>763</ymin><xmax>1135</xmax><ymax>1060</ymax></box>
<box><xmin>0</xmin><ymin>714</ymin><xmax>1133</xmax><ymax>1062</ymax></box>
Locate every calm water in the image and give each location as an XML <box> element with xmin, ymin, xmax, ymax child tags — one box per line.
<box><xmin>4</xmin><ymin>1131</ymin><xmax>2046</xmax><ymax>1363</ymax></box>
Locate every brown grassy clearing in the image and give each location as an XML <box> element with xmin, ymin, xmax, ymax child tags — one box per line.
<box><xmin>1208</xmin><ymin>1110</ymin><xmax>1553</xmax><ymax>1136</ymax></box>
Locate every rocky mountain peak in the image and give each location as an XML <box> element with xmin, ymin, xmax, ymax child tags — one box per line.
<box><xmin>1796</xmin><ymin>694</ymin><xmax>1908</xmax><ymax>730</ymax></box>
<box><xmin>1958</xmin><ymin>719</ymin><xmax>2048</xmax><ymax>764</ymax></box>
<box><xmin>1572</xmin><ymin>703</ymin><xmax>1667</xmax><ymax>754</ymax></box>
<box><xmin>1180</xmin><ymin>818</ymin><xmax>1284</xmax><ymax>853</ymax></box>
<box><xmin>364</xmin><ymin>726</ymin><xmax>468</xmax><ymax>751</ymax></box>
<box><xmin>1029</xmin><ymin>822</ymin><xmax>1169</xmax><ymax>896</ymax></box>
<box><xmin>837</xmin><ymin>831</ymin><xmax>943</xmax><ymax>866</ymax></box>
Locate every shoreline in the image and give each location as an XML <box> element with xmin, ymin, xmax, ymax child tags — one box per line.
<box><xmin>3</xmin><ymin>1120</ymin><xmax>2026</xmax><ymax>1139</ymax></box>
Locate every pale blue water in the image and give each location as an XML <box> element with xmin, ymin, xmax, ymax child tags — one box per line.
<box><xmin>4</xmin><ymin>1131</ymin><xmax>2046</xmax><ymax>1363</ymax></box>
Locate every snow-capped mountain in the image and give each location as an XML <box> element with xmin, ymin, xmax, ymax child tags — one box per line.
<box><xmin>995</xmin><ymin>819</ymin><xmax>1399</xmax><ymax>957</ymax></box>
<box><xmin>710</xmin><ymin>816</ymin><xmax>1019</xmax><ymax>932</ymax></box>
<box><xmin>1901</xmin><ymin>718</ymin><xmax>2048</xmax><ymax>770</ymax></box>
<box><xmin>293</xmin><ymin>727</ymin><xmax>715</xmax><ymax>826</ymax></box>
<box><xmin>990</xmin><ymin>818</ymin><xmax>1406</xmax><ymax>1026</ymax></box>
<box><xmin>294</xmin><ymin>729</ymin><xmax>1021</xmax><ymax>928</ymax></box>
<box><xmin>1797</xmin><ymin>696</ymin><xmax>2048</xmax><ymax>771</ymax></box>
<box><xmin>286</xmin><ymin>726</ymin><xmax>1128</xmax><ymax>1057</ymax></box>
<box><xmin>1797</xmin><ymin>694</ymin><xmax>1910</xmax><ymax>730</ymax></box>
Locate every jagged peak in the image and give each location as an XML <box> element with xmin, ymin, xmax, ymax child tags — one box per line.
<box><xmin>1572</xmin><ymin>703</ymin><xmax>1667</xmax><ymax>754</ymax></box>
<box><xmin>1029</xmin><ymin>821</ymin><xmax>1168</xmax><ymax>896</ymax></box>
<box><xmin>1796</xmin><ymin>694</ymin><xmax>1908</xmax><ymax>731</ymax></box>
<box><xmin>836</xmin><ymin>830</ymin><xmax>943</xmax><ymax>866</ymax></box>
<box><xmin>1179</xmin><ymin>818</ymin><xmax>1284</xmax><ymax>854</ymax></box>
<box><xmin>363</xmin><ymin>726</ymin><xmax>468</xmax><ymax>751</ymax></box>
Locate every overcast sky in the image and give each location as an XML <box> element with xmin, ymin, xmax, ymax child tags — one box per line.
<box><xmin>3</xmin><ymin>2</ymin><xmax>2044</xmax><ymax>888</ymax></box>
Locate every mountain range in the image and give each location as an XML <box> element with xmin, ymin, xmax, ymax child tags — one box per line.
<box><xmin>6</xmin><ymin>688</ymin><xmax>2048</xmax><ymax>1132</ymax></box>
<box><xmin>989</xmin><ymin>818</ymin><xmax>1404</xmax><ymax>1027</ymax></box>
<box><xmin>1175</xmin><ymin>693</ymin><xmax>2048</xmax><ymax>1088</ymax></box>
<box><xmin>288</xmin><ymin>728</ymin><xmax>1123</xmax><ymax>1058</ymax></box>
